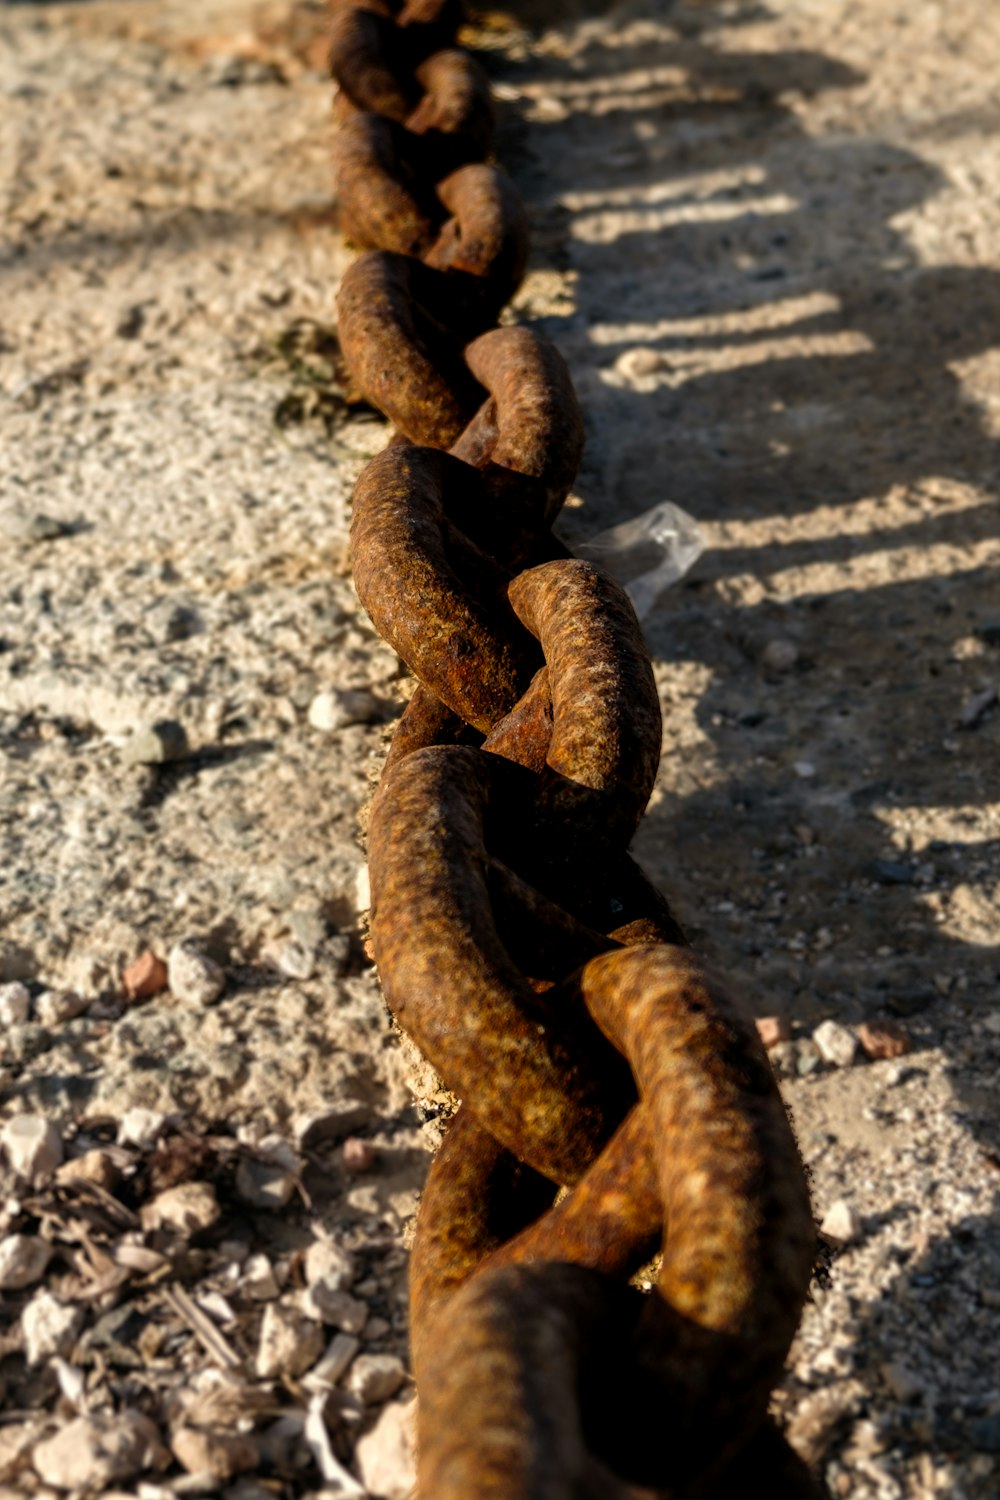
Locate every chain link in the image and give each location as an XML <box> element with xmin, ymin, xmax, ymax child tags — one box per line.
<box><xmin>329</xmin><ymin>4</ymin><xmax>819</xmax><ymax>1493</ymax></box>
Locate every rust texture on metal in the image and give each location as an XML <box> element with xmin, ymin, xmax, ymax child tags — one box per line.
<box><xmin>328</xmin><ymin>0</ymin><xmax>818</xmax><ymax>1493</ymax></box>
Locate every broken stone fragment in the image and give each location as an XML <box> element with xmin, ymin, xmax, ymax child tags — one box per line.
<box><xmin>167</xmin><ymin>940</ymin><xmax>226</xmax><ymax>1005</ymax></box>
<box><xmin>21</xmin><ymin>1291</ymin><xmax>85</xmax><ymax>1365</ymax></box>
<box><xmin>1</xmin><ymin>1114</ymin><xmax>63</xmax><ymax>1182</ymax></box>
<box><xmin>0</xmin><ymin>1235</ymin><xmax>53</xmax><ymax>1290</ymax></box>
<box><xmin>0</xmin><ymin>982</ymin><xmax>31</xmax><ymax>1026</ymax></box>
<box><xmin>140</xmin><ymin>1181</ymin><xmax>221</xmax><ymax>1236</ymax></box>
<box><xmin>820</xmin><ymin>1199</ymin><xmax>861</xmax><ymax>1244</ymax></box>
<box><xmin>171</xmin><ymin>1425</ymin><xmax>259</xmax><ymax>1481</ymax></box>
<box><xmin>121</xmin><ymin>719</ymin><xmax>189</xmax><ymax>766</ymax></box>
<box><xmin>355</xmin><ymin>1399</ymin><xmax>417</xmax><ymax>1500</ymax></box>
<box><xmin>755</xmin><ymin>1015</ymin><xmax>791</xmax><ymax>1050</ymax></box>
<box><xmin>235</xmin><ymin>1156</ymin><xmax>296</xmax><ymax>1211</ymax></box>
<box><xmin>34</xmin><ymin>989</ymin><xmax>87</xmax><ymax>1026</ymax></box>
<box><xmin>256</xmin><ymin>1302</ymin><xmax>325</xmax><ymax>1380</ymax></box>
<box><xmin>812</xmin><ymin>1019</ymin><xmax>858</xmax><ymax>1068</ymax></box>
<box><xmin>345</xmin><ymin>1352</ymin><xmax>407</xmax><ymax>1405</ymax></box>
<box><xmin>118</xmin><ymin>1107</ymin><xmax>168</xmax><ymax>1150</ymax></box>
<box><xmin>32</xmin><ymin>1411</ymin><xmax>169</xmax><ymax>1491</ymax></box>
<box><xmin>856</xmin><ymin>1020</ymin><xmax>912</xmax><ymax>1060</ymax></box>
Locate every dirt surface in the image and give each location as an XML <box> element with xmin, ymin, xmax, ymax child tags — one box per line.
<box><xmin>1</xmin><ymin>0</ymin><xmax>999</xmax><ymax>1496</ymax></box>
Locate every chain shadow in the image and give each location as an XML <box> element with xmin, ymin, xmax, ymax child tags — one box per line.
<box><xmin>500</xmin><ymin>0</ymin><xmax>1000</xmax><ymax>1487</ymax></box>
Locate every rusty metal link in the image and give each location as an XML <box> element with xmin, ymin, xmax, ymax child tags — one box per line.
<box><xmin>334</xmin><ymin>112</ymin><xmax>529</xmax><ymax>308</ymax></box>
<box><xmin>328</xmin><ymin>2</ymin><xmax>819</xmax><ymax>1493</ymax></box>
<box><xmin>330</xmin><ymin>3</ymin><xmax>493</xmax><ymax>173</ymax></box>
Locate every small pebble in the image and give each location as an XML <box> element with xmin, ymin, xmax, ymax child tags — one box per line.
<box><xmin>793</xmin><ymin>760</ymin><xmax>816</xmax><ymax>779</ymax></box>
<box><xmin>308</xmin><ymin>688</ymin><xmax>380</xmax><ymax>732</ymax></box>
<box><xmin>346</xmin><ymin>1352</ymin><xmax>407</xmax><ymax>1405</ymax></box>
<box><xmin>856</xmin><ymin>1020</ymin><xmax>912</xmax><ymax>1060</ymax></box>
<box><xmin>167</xmin><ymin>941</ymin><xmax>225</xmax><ymax>1005</ymax></box>
<box><xmin>171</xmin><ymin>1426</ymin><xmax>259</xmax><ymax>1481</ymax></box>
<box><xmin>982</xmin><ymin>1012</ymin><xmax>1000</xmax><ymax>1037</ymax></box>
<box><xmin>755</xmin><ymin>1015</ymin><xmax>791</xmax><ymax>1050</ymax></box>
<box><xmin>56</xmin><ymin>1148</ymin><xmax>120</xmax><ymax>1190</ymax></box>
<box><xmin>118</xmin><ymin>1107</ymin><xmax>168</xmax><ymax>1150</ymax></box>
<box><xmin>1</xmin><ymin>1113</ymin><xmax>64</xmax><ymax>1181</ymax></box>
<box><xmin>0</xmin><ymin>981</ymin><xmax>31</xmax><ymax>1025</ymax></box>
<box><xmin>305</xmin><ymin>1238</ymin><xmax>356</xmax><ymax>1295</ymax></box>
<box><xmin>34</xmin><ymin>989</ymin><xmax>87</xmax><ymax>1026</ymax></box>
<box><xmin>266</xmin><ymin>939</ymin><xmax>315</xmax><ymax>981</ymax></box>
<box><xmin>21</xmin><ymin>1290</ymin><xmax>84</xmax><ymax>1364</ymax></box>
<box><xmin>295</xmin><ymin>1098</ymin><xmax>372</xmax><ymax>1147</ymax></box>
<box><xmin>235</xmin><ymin>1157</ymin><xmax>296</xmax><ymax>1211</ymax></box>
<box><xmin>141</xmin><ymin>1182</ymin><xmax>221</xmax><ymax>1236</ymax></box>
<box><xmin>122</xmin><ymin>950</ymin><xmax>169</xmax><ymax>1002</ymax></box>
<box><xmin>121</xmin><ymin>719</ymin><xmax>189</xmax><ymax>766</ymax></box>
<box><xmin>762</xmin><ymin>637</ymin><xmax>799</xmax><ymax>673</ymax></box>
<box><xmin>813</xmin><ymin>1019</ymin><xmax>858</xmax><ymax>1068</ymax></box>
<box><xmin>243</xmin><ymin>1254</ymin><xmax>282</xmax><ymax>1301</ymax></box>
<box><xmin>614</xmin><ymin>346</ymin><xmax>665</xmax><ymax>379</ymax></box>
<box><xmin>301</xmin><ymin>1286</ymin><xmax>368</xmax><ymax>1334</ymax></box>
<box><xmin>354</xmin><ymin>1400</ymin><xmax>416</xmax><ymax>1500</ymax></box>
<box><xmin>256</xmin><ymin>1302</ymin><xmax>325</xmax><ymax>1379</ymax></box>
<box><xmin>795</xmin><ymin>1039</ymin><xmax>822</xmax><ymax>1077</ymax></box>
<box><xmin>820</xmin><ymin>1199</ymin><xmax>861</xmax><ymax>1243</ymax></box>
<box><xmin>0</xmin><ymin>1234</ymin><xmax>53</xmax><ymax>1290</ymax></box>
<box><xmin>1</xmin><ymin>510</ymin><xmax>67</xmax><ymax>543</ymax></box>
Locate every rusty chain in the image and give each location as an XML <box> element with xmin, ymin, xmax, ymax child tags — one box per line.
<box><xmin>328</xmin><ymin>2</ymin><xmax>819</xmax><ymax>1493</ymax></box>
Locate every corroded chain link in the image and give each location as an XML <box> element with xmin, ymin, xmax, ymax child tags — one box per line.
<box><xmin>328</xmin><ymin>3</ymin><xmax>819</xmax><ymax>1493</ymax></box>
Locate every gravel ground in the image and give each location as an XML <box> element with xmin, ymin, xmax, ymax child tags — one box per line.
<box><xmin>1</xmin><ymin>0</ymin><xmax>999</xmax><ymax>1496</ymax></box>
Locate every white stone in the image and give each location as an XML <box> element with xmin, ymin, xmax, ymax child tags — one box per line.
<box><xmin>308</xmin><ymin>688</ymin><xmax>378</xmax><ymax>732</ymax></box>
<box><xmin>1</xmin><ymin>1114</ymin><xmax>63</xmax><ymax>1181</ymax></box>
<box><xmin>167</xmin><ymin>941</ymin><xmax>225</xmax><ymax>1005</ymax></box>
<box><xmin>22</xmin><ymin>1291</ymin><xmax>85</xmax><ymax>1364</ymax></box>
<box><xmin>813</xmin><ymin>1019</ymin><xmax>858</xmax><ymax>1068</ymax></box>
<box><xmin>345</xmin><ymin>1353</ymin><xmax>407</xmax><ymax>1405</ymax></box>
<box><xmin>32</xmin><ymin>1412</ymin><xmax>168</xmax><ymax>1491</ymax></box>
<box><xmin>119</xmin><ymin>1108</ymin><xmax>168</xmax><ymax>1150</ymax></box>
<box><xmin>0</xmin><ymin>982</ymin><xmax>31</xmax><ymax>1025</ymax></box>
<box><xmin>355</xmin><ymin>1400</ymin><xmax>417</xmax><ymax>1500</ymax></box>
<box><xmin>256</xmin><ymin>1302</ymin><xmax>325</xmax><ymax>1379</ymax></box>
<box><xmin>820</xmin><ymin>1199</ymin><xmax>861</xmax><ymax>1243</ymax></box>
<box><xmin>0</xmin><ymin>1234</ymin><xmax>52</xmax><ymax>1290</ymax></box>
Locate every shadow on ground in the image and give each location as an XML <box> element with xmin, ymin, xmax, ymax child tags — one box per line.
<box><xmin>501</xmin><ymin>0</ymin><xmax>1000</xmax><ymax>1481</ymax></box>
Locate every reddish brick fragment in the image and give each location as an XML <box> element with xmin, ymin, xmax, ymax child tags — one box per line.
<box><xmin>122</xmin><ymin>950</ymin><xmax>168</xmax><ymax>1002</ymax></box>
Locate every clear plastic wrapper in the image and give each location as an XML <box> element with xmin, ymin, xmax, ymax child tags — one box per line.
<box><xmin>573</xmin><ymin>500</ymin><xmax>705</xmax><ymax>620</ymax></box>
